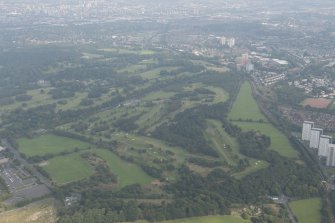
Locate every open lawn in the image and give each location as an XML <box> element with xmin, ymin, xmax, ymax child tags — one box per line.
<box><xmin>289</xmin><ymin>198</ymin><xmax>321</xmax><ymax>223</ymax></box>
<box><xmin>232</xmin><ymin>160</ymin><xmax>269</xmax><ymax>179</ymax></box>
<box><xmin>55</xmin><ymin>92</ymin><xmax>88</xmax><ymax>111</ymax></box>
<box><xmin>139</xmin><ymin>50</ymin><xmax>156</xmax><ymax>55</ymax></box>
<box><xmin>206</xmin><ymin>86</ymin><xmax>228</xmax><ymax>104</ymax></box>
<box><xmin>206</xmin><ymin>119</ymin><xmax>269</xmax><ymax>177</ymax></box>
<box><xmin>234</xmin><ymin>122</ymin><xmax>298</xmax><ymax>158</ymax></box>
<box><xmin>143</xmin><ymin>91</ymin><xmax>175</xmax><ymax>101</ymax></box>
<box><xmin>228</xmin><ymin>82</ymin><xmax>267</xmax><ymax>121</ymax></box>
<box><xmin>135</xmin><ymin>104</ymin><xmax>165</xmax><ymax>129</ymax></box>
<box><xmin>81</xmin><ymin>52</ymin><xmax>103</xmax><ymax>59</ymax></box>
<box><xmin>112</xmin><ymin>133</ymin><xmax>187</xmax><ymax>181</ymax></box>
<box><xmin>205</xmin><ymin>119</ymin><xmax>239</xmax><ymax>165</ymax></box>
<box><xmin>136</xmin><ymin>215</ymin><xmax>249</xmax><ymax>223</ymax></box>
<box><xmin>139</xmin><ymin>67</ymin><xmax>178</xmax><ymax>79</ymax></box>
<box><xmin>207</xmin><ymin>66</ymin><xmax>229</xmax><ymax>73</ymax></box>
<box><xmin>0</xmin><ymin>198</ymin><xmax>57</xmax><ymax>223</ymax></box>
<box><xmin>183</xmin><ymin>83</ymin><xmax>228</xmax><ymax>104</ymax></box>
<box><xmin>43</xmin><ymin>152</ymin><xmax>93</xmax><ymax>185</ymax></box>
<box><xmin>228</xmin><ymin>82</ymin><xmax>297</xmax><ymax>158</ymax></box>
<box><xmin>113</xmin><ymin>133</ymin><xmax>187</xmax><ymax>159</ymax></box>
<box><xmin>17</xmin><ymin>134</ymin><xmax>90</xmax><ymax>157</ymax></box>
<box><xmin>119</xmin><ymin>64</ymin><xmax>147</xmax><ymax>73</ymax></box>
<box><xmin>92</xmin><ymin>149</ymin><xmax>153</xmax><ymax>188</ymax></box>
<box><xmin>99</xmin><ymin>48</ymin><xmax>156</xmax><ymax>55</ymax></box>
<box><xmin>0</xmin><ymin>88</ymin><xmax>54</xmax><ymax>113</ymax></box>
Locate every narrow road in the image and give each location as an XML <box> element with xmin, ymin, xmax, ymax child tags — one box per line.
<box><xmin>285</xmin><ymin>202</ymin><xmax>298</xmax><ymax>223</ymax></box>
<box><xmin>273</xmin><ymin>195</ymin><xmax>297</xmax><ymax>223</ymax></box>
<box><xmin>1</xmin><ymin>139</ymin><xmax>53</xmax><ymax>188</ymax></box>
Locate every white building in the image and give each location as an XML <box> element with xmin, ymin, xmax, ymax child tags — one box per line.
<box><xmin>309</xmin><ymin>128</ymin><xmax>323</xmax><ymax>149</ymax></box>
<box><xmin>246</xmin><ymin>63</ymin><xmax>254</xmax><ymax>72</ymax></box>
<box><xmin>318</xmin><ymin>135</ymin><xmax>332</xmax><ymax>157</ymax></box>
<box><xmin>327</xmin><ymin>144</ymin><xmax>335</xmax><ymax>167</ymax></box>
<box><xmin>302</xmin><ymin>121</ymin><xmax>314</xmax><ymax>141</ymax></box>
<box><xmin>227</xmin><ymin>38</ymin><xmax>235</xmax><ymax>48</ymax></box>
<box><xmin>220</xmin><ymin>36</ymin><xmax>226</xmax><ymax>45</ymax></box>
<box><xmin>241</xmin><ymin>53</ymin><xmax>249</xmax><ymax>66</ymax></box>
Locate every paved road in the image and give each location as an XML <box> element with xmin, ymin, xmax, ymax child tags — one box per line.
<box><xmin>284</xmin><ymin>202</ymin><xmax>298</xmax><ymax>223</ymax></box>
<box><xmin>272</xmin><ymin>195</ymin><xmax>297</xmax><ymax>223</ymax></box>
<box><xmin>1</xmin><ymin>139</ymin><xmax>53</xmax><ymax>188</ymax></box>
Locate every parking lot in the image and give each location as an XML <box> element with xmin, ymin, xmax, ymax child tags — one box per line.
<box><xmin>0</xmin><ymin>166</ymin><xmax>50</xmax><ymax>205</ymax></box>
<box><xmin>0</xmin><ymin>168</ymin><xmax>28</xmax><ymax>190</ymax></box>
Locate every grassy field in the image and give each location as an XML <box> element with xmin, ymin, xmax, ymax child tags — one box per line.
<box><xmin>206</xmin><ymin>86</ymin><xmax>228</xmax><ymax>104</ymax></box>
<box><xmin>289</xmin><ymin>198</ymin><xmax>321</xmax><ymax>223</ymax></box>
<box><xmin>111</xmin><ymin>133</ymin><xmax>187</xmax><ymax>181</ymax></box>
<box><xmin>234</xmin><ymin>122</ymin><xmax>298</xmax><ymax>158</ymax></box>
<box><xmin>99</xmin><ymin>48</ymin><xmax>156</xmax><ymax>55</ymax></box>
<box><xmin>0</xmin><ymin>198</ymin><xmax>57</xmax><ymax>223</ymax></box>
<box><xmin>139</xmin><ymin>50</ymin><xmax>156</xmax><ymax>55</ymax></box>
<box><xmin>0</xmin><ymin>89</ymin><xmax>96</xmax><ymax>114</ymax></box>
<box><xmin>232</xmin><ymin>160</ymin><xmax>269</xmax><ymax>179</ymax></box>
<box><xmin>92</xmin><ymin>149</ymin><xmax>153</xmax><ymax>188</ymax></box>
<box><xmin>0</xmin><ymin>88</ymin><xmax>53</xmax><ymax>113</ymax></box>
<box><xmin>205</xmin><ymin>119</ymin><xmax>239</xmax><ymax>165</ymax></box>
<box><xmin>81</xmin><ymin>52</ymin><xmax>103</xmax><ymax>59</ymax></box>
<box><xmin>205</xmin><ymin>119</ymin><xmax>269</xmax><ymax>177</ymax></box>
<box><xmin>183</xmin><ymin>83</ymin><xmax>228</xmax><ymax>105</ymax></box>
<box><xmin>143</xmin><ymin>91</ymin><xmax>176</xmax><ymax>101</ymax></box>
<box><xmin>139</xmin><ymin>67</ymin><xmax>178</xmax><ymax>79</ymax></box>
<box><xmin>112</xmin><ymin>133</ymin><xmax>187</xmax><ymax>159</ymax></box>
<box><xmin>55</xmin><ymin>92</ymin><xmax>88</xmax><ymax>111</ymax></box>
<box><xmin>228</xmin><ymin>82</ymin><xmax>267</xmax><ymax>121</ymax></box>
<box><xmin>17</xmin><ymin>134</ymin><xmax>90</xmax><ymax>157</ymax></box>
<box><xmin>42</xmin><ymin>144</ymin><xmax>153</xmax><ymax>186</ymax></box>
<box><xmin>136</xmin><ymin>215</ymin><xmax>250</xmax><ymax>223</ymax></box>
<box><xmin>119</xmin><ymin>64</ymin><xmax>147</xmax><ymax>73</ymax></box>
<box><xmin>43</xmin><ymin>152</ymin><xmax>93</xmax><ymax>185</ymax></box>
<box><xmin>135</xmin><ymin>104</ymin><xmax>165</xmax><ymax>130</ymax></box>
<box><xmin>228</xmin><ymin>82</ymin><xmax>297</xmax><ymax>158</ymax></box>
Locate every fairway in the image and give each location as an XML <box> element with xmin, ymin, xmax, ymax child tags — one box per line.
<box><xmin>234</xmin><ymin>122</ymin><xmax>298</xmax><ymax>158</ymax></box>
<box><xmin>228</xmin><ymin>82</ymin><xmax>297</xmax><ymax>158</ymax></box>
<box><xmin>139</xmin><ymin>67</ymin><xmax>178</xmax><ymax>79</ymax></box>
<box><xmin>205</xmin><ymin>119</ymin><xmax>239</xmax><ymax>165</ymax></box>
<box><xmin>289</xmin><ymin>198</ymin><xmax>321</xmax><ymax>223</ymax></box>
<box><xmin>143</xmin><ymin>91</ymin><xmax>175</xmax><ymax>101</ymax></box>
<box><xmin>17</xmin><ymin>134</ymin><xmax>90</xmax><ymax>157</ymax></box>
<box><xmin>43</xmin><ymin>152</ymin><xmax>93</xmax><ymax>185</ymax></box>
<box><xmin>92</xmin><ymin>149</ymin><xmax>153</xmax><ymax>188</ymax></box>
<box><xmin>206</xmin><ymin>119</ymin><xmax>269</xmax><ymax>177</ymax></box>
<box><xmin>206</xmin><ymin>86</ymin><xmax>228</xmax><ymax>104</ymax></box>
<box><xmin>0</xmin><ymin>88</ymin><xmax>54</xmax><ymax>113</ymax></box>
<box><xmin>137</xmin><ymin>215</ymin><xmax>250</xmax><ymax>223</ymax></box>
<box><xmin>228</xmin><ymin>82</ymin><xmax>266</xmax><ymax>121</ymax></box>
<box><xmin>232</xmin><ymin>160</ymin><xmax>269</xmax><ymax>179</ymax></box>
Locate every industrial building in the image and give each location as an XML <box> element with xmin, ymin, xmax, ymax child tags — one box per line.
<box><xmin>302</xmin><ymin>121</ymin><xmax>314</xmax><ymax>141</ymax></box>
<box><xmin>318</xmin><ymin>135</ymin><xmax>332</xmax><ymax>157</ymax></box>
<box><xmin>309</xmin><ymin>128</ymin><xmax>323</xmax><ymax>149</ymax></box>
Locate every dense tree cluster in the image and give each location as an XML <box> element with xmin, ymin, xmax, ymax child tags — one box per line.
<box><xmin>152</xmin><ymin>109</ymin><xmax>218</xmax><ymax>157</ymax></box>
<box><xmin>275</xmin><ymin>84</ymin><xmax>306</xmax><ymax>105</ymax></box>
